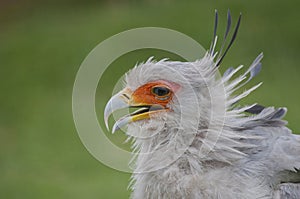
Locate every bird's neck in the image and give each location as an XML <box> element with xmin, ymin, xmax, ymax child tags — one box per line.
<box><xmin>127</xmin><ymin>100</ymin><xmax>255</xmax><ymax>198</ymax></box>
<box><xmin>128</xmin><ymin>115</ymin><xmax>232</xmax><ymax>198</ymax></box>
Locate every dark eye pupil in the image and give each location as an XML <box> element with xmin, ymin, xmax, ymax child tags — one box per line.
<box><xmin>152</xmin><ymin>87</ymin><xmax>170</xmax><ymax>96</ymax></box>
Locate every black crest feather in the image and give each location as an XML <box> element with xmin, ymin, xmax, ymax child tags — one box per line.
<box><xmin>209</xmin><ymin>10</ymin><xmax>242</xmax><ymax>67</ymax></box>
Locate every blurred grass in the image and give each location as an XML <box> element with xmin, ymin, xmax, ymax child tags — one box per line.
<box><xmin>1</xmin><ymin>0</ymin><xmax>300</xmax><ymax>198</ymax></box>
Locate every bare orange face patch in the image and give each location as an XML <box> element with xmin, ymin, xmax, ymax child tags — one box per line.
<box><xmin>131</xmin><ymin>80</ymin><xmax>180</xmax><ymax>108</ymax></box>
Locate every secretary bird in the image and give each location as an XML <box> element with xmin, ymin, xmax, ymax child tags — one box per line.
<box><xmin>104</xmin><ymin>11</ymin><xmax>300</xmax><ymax>199</ymax></box>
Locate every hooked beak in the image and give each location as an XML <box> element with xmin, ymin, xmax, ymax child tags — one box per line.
<box><xmin>104</xmin><ymin>88</ymin><xmax>165</xmax><ymax>133</ymax></box>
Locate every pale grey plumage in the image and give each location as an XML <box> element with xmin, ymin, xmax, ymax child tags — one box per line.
<box><xmin>123</xmin><ymin>55</ymin><xmax>300</xmax><ymax>199</ymax></box>
<box><xmin>275</xmin><ymin>183</ymin><xmax>300</xmax><ymax>199</ymax></box>
<box><xmin>104</xmin><ymin>11</ymin><xmax>300</xmax><ymax>199</ymax></box>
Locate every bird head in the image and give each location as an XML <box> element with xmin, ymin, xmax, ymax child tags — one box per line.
<box><xmin>103</xmin><ymin>11</ymin><xmax>264</xmax><ymax>169</ymax></box>
<box><xmin>104</xmin><ymin>57</ymin><xmax>221</xmax><ymax>137</ymax></box>
<box><xmin>104</xmin><ymin>57</ymin><xmax>227</xmax><ymax>173</ymax></box>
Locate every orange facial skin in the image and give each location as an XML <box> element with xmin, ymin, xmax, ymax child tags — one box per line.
<box><xmin>131</xmin><ymin>80</ymin><xmax>180</xmax><ymax>108</ymax></box>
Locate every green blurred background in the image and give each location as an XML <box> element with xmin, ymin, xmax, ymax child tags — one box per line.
<box><xmin>1</xmin><ymin>0</ymin><xmax>299</xmax><ymax>198</ymax></box>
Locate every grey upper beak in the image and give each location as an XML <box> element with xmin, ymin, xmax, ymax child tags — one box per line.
<box><xmin>104</xmin><ymin>89</ymin><xmax>130</xmax><ymax>130</ymax></box>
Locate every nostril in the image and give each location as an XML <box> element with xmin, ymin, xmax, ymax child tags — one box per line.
<box><xmin>122</xmin><ymin>93</ymin><xmax>130</xmax><ymax>100</ymax></box>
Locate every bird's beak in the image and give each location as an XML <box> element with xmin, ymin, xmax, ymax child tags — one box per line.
<box><xmin>104</xmin><ymin>88</ymin><xmax>165</xmax><ymax>133</ymax></box>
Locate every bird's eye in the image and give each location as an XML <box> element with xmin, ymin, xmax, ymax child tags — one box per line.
<box><xmin>151</xmin><ymin>86</ymin><xmax>170</xmax><ymax>97</ymax></box>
